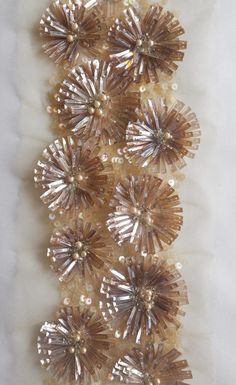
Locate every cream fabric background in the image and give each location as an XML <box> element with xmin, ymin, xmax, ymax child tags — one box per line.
<box><xmin>0</xmin><ymin>0</ymin><xmax>235</xmax><ymax>385</ymax></box>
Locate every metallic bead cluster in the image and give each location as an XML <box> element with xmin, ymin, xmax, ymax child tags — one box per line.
<box><xmin>51</xmin><ymin>60</ymin><xmax>140</xmax><ymax>144</ymax></box>
<box><xmin>48</xmin><ymin>219</ymin><xmax>112</xmax><ymax>282</ymax></box>
<box><xmin>107</xmin><ymin>175</ymin><xmax>183</xmax><ymax>254</ymax></box>
<box><xmin>37</xmin><ymin>307</ymin><xmax>111</xmax><ymax>383</ymax></box>
<box><xmin>100</xmin><ymin>258</ymin><xmax>188</xmax><ymax>343</ymax></box>
<box><xmin>34</xmin><ymin>136</ymin><xmax>114</xmax><ymax>211</ymax></box>
<box><xmin>126</xmin><ymin>98</ymin><xmax>201</xmax><ymax>173</ymax></box>
<box><xmin>35</xmin><ymin>0</ymin><xmax>200</xmax><ymax>384</ymax></box>
<box><xmin>40</xmin><ymin>0</ymin><xmax>102</xmax><ymax>65</ymax></box>
<box><xmin>108</xmin><ymin>6</ymin><xmax>187</xmax><ymax>83</ymax></box>
<box><xmin>111</xmin><ymin>343</ymin><xmax>193</xmax><ymax>385</ymax></box>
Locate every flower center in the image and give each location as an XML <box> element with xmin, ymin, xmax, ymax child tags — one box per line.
<box><xmin>72</xmin><ymin>240</ymin><xmax>88</xmax><ymax>261</ymax></box>
<box><xmin>138</xmin><ymin>287</ymin><xmax>155</xmax><ymax>311</ymax></box>
<box><xmin>88</xmin><ymin>94</ymin><xmax>109</xmax><ymax>117</ymax></box>
<box><xmin>136</xmin><ymin>37</ymin><xmax>155</xmax><ymax>55</ymax></box>
<box><xmin>67</xmin><ymin>170</ymin><xmax>87</xmax><ymax>188</ymax></box>
<box><xmin>68</xmin><ymin>330</ymin><xmax>88</xmax><ymax>355</ymax></box>
<box><xmin>131</xmin><ymin>285</ymin><xmax>156</xmax><ymax>312</ymax></box>
<box><xmin>66</xmin><ymin>22</ymin><xmax>85</xmax><ymax>43</ymax></box>
<box><xmin>153</xmin><ymin>129</ymin><xmax>173</xmax><ymax>151</ymax></box>
<box><xmin>156</xmin><ymin>129</ymin><xmax>172</xmax><ymax>141</ymax></box>
<box><xmin>133</xmin><ymin>206</ymin><xmax>154</xmax><ymax>226</ymax></box>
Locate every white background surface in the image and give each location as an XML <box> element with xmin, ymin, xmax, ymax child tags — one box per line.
<box><xmin>0</xmin><ymin>0</ymin><xmax>236</xmax><ymax>385</ymax></box>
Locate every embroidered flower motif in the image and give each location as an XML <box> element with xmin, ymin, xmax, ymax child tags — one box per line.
<box><xmin>126</xmin><ymin>98</ymin><xmax>200</xmax><ymax>173</ymax></box>
<box><xmin>37</xmin><ymin>307</ymin><xmax>111</xmax><ymax>383</ymax></box>
<box><xmin>108</xmin><ymin>6</ymin><xmax>187</xmax><ymax>83</ymax></box>
<box><xmin>107</xmin><ymin>175</ymin><xmax>183</xmax><ymax>254</ymax></box>
<box><xmin>52</xmin><ymin>60</ymin><xmax>140</xmax><ymax>144</ymax></box>
<box><xmin>111</xmin><ymin>343</ymin><xmax>192</xmax><ymax>384</ymax></box>
<box><xmin>34</xmin><ymin>136</ymin><xmax>113</xmax><ymax>212</ymax></box>
<box><xmin>48</xmin><ymin>220</ymin><xmax>112</xmax><ymax>282</ymax></box>
<box><xmin>100</xmin><ymin>258</ymin><xmax>188</xmax><ymax>342</ymax></box>
<box><xmin>40</xmin><ymin>0</ymin><xmax>102</xmax><ymax>65</ymax></box>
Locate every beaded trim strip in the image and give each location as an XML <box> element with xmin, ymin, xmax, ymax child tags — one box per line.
<box><xmin>35</xmin><ymin>1</ymin><xmax>200</xmax><ymax>384</ymax></box>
